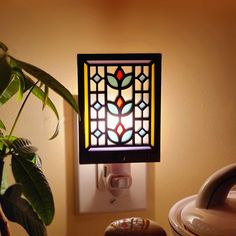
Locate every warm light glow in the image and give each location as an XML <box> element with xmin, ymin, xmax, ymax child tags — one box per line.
<box><xmin>78</xmin><ymin>54</ymin><xmax>161</xmax><ymax>163</ymax></box>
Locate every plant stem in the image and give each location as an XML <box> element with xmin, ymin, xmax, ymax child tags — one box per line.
<box><xmin>8</xmin><ymin>81</ymin><xmax>39</xmax><ymax>138</ymax></box>
<box><xmin>0</xmin><ymin>159</ymin><xmax>4</xmax><ymax>193</ymax></box>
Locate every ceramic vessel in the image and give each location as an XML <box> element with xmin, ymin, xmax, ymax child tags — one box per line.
<box><xmin>169</xmin><ymin>163</ymin><xmax>236</xmax><ymax>236</ymax></box>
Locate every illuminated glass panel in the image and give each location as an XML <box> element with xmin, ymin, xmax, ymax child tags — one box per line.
<box><xmin>78</xmin><ymin>54</ymin><xmax>161</xmax><ymax>164</ymax></box>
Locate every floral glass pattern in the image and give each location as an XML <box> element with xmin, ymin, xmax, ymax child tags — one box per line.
<box><xmin>78</xmin><ymin>54</ymin><xmax>161</xmax><ymax>164</ymax></box>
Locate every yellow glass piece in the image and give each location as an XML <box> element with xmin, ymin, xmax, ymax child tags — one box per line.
<box><xmin>151</xmin><ymin>63</ymin><xmax>155</xmax><ymax>146</ymax></box>
<box><xmin>84</xmin><ymin>63</ymin><xmax>89</xmax><ymax>148</ymax></box>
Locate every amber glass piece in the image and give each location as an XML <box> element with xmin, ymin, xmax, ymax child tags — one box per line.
<box><xmin>116</xmin><ymin>96</ymin><xmax>124</xmax><ymax>108</ymax></box>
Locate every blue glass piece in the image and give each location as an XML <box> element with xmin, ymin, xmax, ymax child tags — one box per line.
<box><xmin>93</xmin><ymin>74</ymin><xmax>102</xmax><ymax>83</ymax></box>
<box><xmin>121</xmin><ymin>102</ymin><xmax>133</xmax><ymax>115</ymax></box>
<box><xmin>138</xmin><ymin>73</ymin><xmax>147</xmax><ymax>82</ymax></box>
<box><xmin>94</xmin><ymin>129</ymin><xmax>102</xmax><ymax>138</ymax></box>
<box><xmin>121</xmin><ymin>130</ymin><xmax>133</xmax><ymax>143</ymax></box>
<box><xmin>107</xmin><ymin>75</ymin><xmax>119</xmax><ymax>88</ymax></box>
<box><xmin>107</xmin><ymin>103</ymin><xmax>119</xmax><ymax>115</ymax></box>
<box><xmin>138</xmin><ymin>101</ymin><xmax>147</xmax><ymax>110</ymax></box>
<box><xmin>138</xmin><ymin>128</ymin><xmax>147</xmax><ymax>137</ymax></box>
<box><xmin>108</xmin><ymin>130</ymin><xmax>119</xmax><ymax>143</ymax></box>
<box><xmin>93</xmin><ymin>102</ymin><xmax>102</xmax><ymax>110</ymax></box>
<box><xmin>121</xmin><ymin>75</ymin><xmax>132</xmax><ymax>88</ymax></box>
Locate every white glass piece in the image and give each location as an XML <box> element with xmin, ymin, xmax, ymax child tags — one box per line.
<box><xmin>143</xmin><ymin>134</ymin><xmax>149</xmax><ymax>144</ymax></box>
<box><xmin>91</xmin><ymin>135</ymin><xmax>97</xmax><ymax>146</ymax></box>
<box><xmin>98</xmin><ymin>94</ymin><xmax>105</xmax><ymax>105</ymax></box>
<box><xmin>122</xmin><ymin>66</ymin><xmax>132</xmax><ymax>74</ymax></box>
<box><xmin>143</xmin><ymin>66</ymin><xmax>149</xmax><ymax>76</ymax></box>
<box><xmin>90</xmin><ymin>66</ymin><xmax>96</xmax><ymax>77</ymax></box>
<box><xmin>135</xmin><ymin>106</ymin><xmax>141</xmax><ymax>118</ymax></box>
<box><xmin>121</xmin><ymin>113</ymin><xmax>133</xmax><ymax>129</ymax></box>
<box><xmin>107</xmin><ymin>66</ymin><xmax>117</xmax><ymax>74</ymax></box>
<box><xmin>143</xmin><ymin>93</ymin><xmax>149</xmax><ymax>103</ymax></box>
<box><xmin>143</xmin><ymin>120</ymin><xmax>149</xmax><ymax>130</ymax></box>
<box><xmin>135</xmin><ymin>120</ymin><xmax>142</xmax><ymax>132</ymax></box>
<box><xmin>135</xmin><ymin>66</ymin><xmax>142</xmax><ymax>77</ymax></box>
<box><xmin>90</xmin><ymin>80</ymin><xmax>96</xmax><ymax>91</ymax></box>
<box><xmin>98</xmin><ymin>79</ymin><xmax>105</xmax><ymax>91</ymax></box>
<box><xmin>90</xmin><ymin>94</ymin><xmax>96</xmax><ymax>105</ymax></box>
<box><xmin>99</xmin><ymin>134</ymin><xmax>105</xmax><ymax>145</ymax></box>
<box><xmin>90</xmin><ymin>107</ymin><xmax>97</xmax><ymax>119</ymax></box>
<box><xmin>121</xmin><ymin>86</ymin><xmax>132</xmax><ymax>100</ymax></box>
<box><xmin>135</xmin><ymin>93</ymin><xmax>142</xmax><ymax>105</ymax></box>
<box><xmin>143</xmin><ymin>79</ymin><xmax>149</xmax><ymax>90</ymax></box>
<box><xmin>107</xmin><ymin>113</ymin><xmax>118</xmax><ymax>129</ymax></box>
<box><xmin>135</xmin><ymin>79</ymin><xmax>142</xmax><ymax>91</ymax></box>
<box><xmin>135</xmin><ymin>133</ymin><xmax>142</xmax><ymax>144</ymax></box>
<box><xmin>143</xmin><ymin>107</ymin><xmax>149</xmax><ymax>118</ymax></box>
<box><xmin>107</xmin><ymin>86</ymin><xmax>118</xmax><ymax>101</ymax></box>
<box><xmin>98</xmin><ymin>66</ymin><xmax>104</xmax><ymax>77</ymax></box>
<box><xmin>98</xmin><ymin>107</ymin><xmax>105</xmax><ymax>119</ymax></box>
<box><xmin>99</xmin><ymin>121</ymin><xmax>105</xmax><ymax>132</ymax></box>
<box><xmin>91</xmin><ymin>121</ymin><xmax>97</xmax><ymax>132</ymax></box>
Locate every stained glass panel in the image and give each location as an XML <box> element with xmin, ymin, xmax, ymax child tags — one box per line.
<box><xmin>78</xmin><ymin>54</ymin><xmax>161</xmax><ymax>164</ymax></box>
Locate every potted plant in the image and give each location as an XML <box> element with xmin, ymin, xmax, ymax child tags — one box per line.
<box><xmin>0</xmin><ymin>41</ymin><xmax>79</xmax><ymax>236</ymax></box>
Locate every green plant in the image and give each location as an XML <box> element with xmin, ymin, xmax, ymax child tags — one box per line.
<box><xmin>0</xmin><ymin>41</ymin><xmax>79</xmax><ymax>236</ymax></box>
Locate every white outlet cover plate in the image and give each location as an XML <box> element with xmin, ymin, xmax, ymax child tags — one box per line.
<box><xmin>77</xmin><ymin>163</ymin><xmax>147</xmax><ymax>214</ymax></box>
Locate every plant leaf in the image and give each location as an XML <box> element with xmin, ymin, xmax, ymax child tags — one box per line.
<box><xmin>0</xmin><ymin>41</ymin><xmax>8</xmax><ymax>52</ymax></box>
<box><xmin>107</xmin><ymin>102</ymin><xmax>119</xmax><ymax>115</ymax></box>
<box><xmin>121</xmin><ymin>102</ymin><xmax>133</xmax><ymax>115</ymax></box>
<box><xmin>25</xmin><ymin>79</ymin><xmax>59</xmax><ymax>120</ymax></box>
<box><xmin>107</xmin><ymin>130</ymin><xmax>119</xmax><ymax>143</ymax></box>
<box><xmin>43</xmin><ymin>85</ymin><xmax>49</xmax><ymax>110</ymax></box>
<box><xmin>1</xmin><ymin>167</ymin><xmax>8</xmax><ymax>194</ymax></box>
<box><xmin>121</xmin><ymin>75</ymin><xmax>132</xmax><ymax>88</ymax></box>
<box><xmin>12</xmin><ymin>138</ymin><xmax>38</xmax><ymax>154</ymax></box>
<box><xmin>0</xmin><ymin>72</ymin><xmax>20</xmax><ymax>106</ymax></box>
<box><xmin>11</xmin><ymin>155</ymin><xmax>54</xmax><ymax>225</ymax></box>
<box><xmin>31</xmin><ymin>84</ymin><xmax>59</xmax><ymax>120</ymax></box>
<box><xmin>17</xmin><ymin>70</ymin><xmax>25</xmax><ymax>101</ymax></box>
<box><xmin>10</xmin><ymin>57</ymin><xmax>79</xmax><ymax>114</ymax></box>
<box><xmin>0</xmin><ymin>56</ymin><xmax>12</xmax><ymax>96</ymax></box>
<box><xmin>107</xmin><ymin>74</ymin><xmax>119</xmax><ymax>88</ymax></box>
<box><xmin>121</xmin><ymin>129</ymin><xmax>133</xmax><ymax>143</ymax></box>
<box><xmin>0</xmin><ymin>184</ymin><xmax>47</xmax><ymax>236</ymax></box>
<box><xmin>0</xmin><ymin>120</ymin><xmax>6</xmax><ymax>131</ymax></box>
<box><xmin>49</xmin><ymin>122</ymin><xmax>59</xmax><ymax>140</ymax></box>
<box><xmin>24</xmin><ymin>77</ymin><xmax>60</xmax><ymax>138</ymax></box>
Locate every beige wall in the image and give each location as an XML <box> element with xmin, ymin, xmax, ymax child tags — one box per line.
<box><xmin>1</xmin><ymin>0</ymin><xmax>236</xmax><ymax>235</ymax></box>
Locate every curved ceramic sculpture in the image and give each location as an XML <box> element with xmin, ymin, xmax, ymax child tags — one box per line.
<box><xmin>169</xmin><ymin>163</ymin><xmax>236</xmax><ymax>236</ymax></box>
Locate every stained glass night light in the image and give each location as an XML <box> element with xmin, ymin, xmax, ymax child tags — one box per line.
<box><xmin>78</xmin><ymin>54</ymin><xmax>161</xmax><ymax>164</ymax></box>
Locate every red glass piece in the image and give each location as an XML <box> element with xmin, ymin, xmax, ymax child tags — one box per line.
<box><xmin>116</xmin><ymin>123</ymin><xmax>125</xmax><ymax>136</ymax></box>
<box><xmin>116</xmin><ymin>68</ymin><xmax>124</xmax><ymax>80</ymax></box>
<box><xmin>116</xmin><ymin>96</ymin><xmax>124</xmax><ymax>108</ymax></box>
